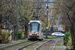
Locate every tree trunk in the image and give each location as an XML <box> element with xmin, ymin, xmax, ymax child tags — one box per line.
<box><xmin>0</xmin><ymin>14</ymin><xmax>2</xmax><ymax>34</ymax></box>
<box><xmin>25</xmin><ymin>25</ymin><xmax>28</xmax><ymax>38</ymax></box>
<box><xmin>70</xmin><ymin>26</ymin><xmax>75</xmax><ymax>50</ymax></box>
<box><xmin>14</xmin><ymin>25</ymin><xmax>16</xmax><ymax>40</ymax></box>
<box><xmin>0</xmin><ymin>24</ymin><xmax>1</xmax><ymax>34</ymax></box>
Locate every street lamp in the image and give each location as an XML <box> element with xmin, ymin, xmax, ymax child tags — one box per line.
<box><xmin>46</xmin><ymin>0</ymin><xmax>49</xmax><ymax>38</ymax></box>
<box><xmin>16</xmin><ymin>0</ymin><xmax>19</xmax><ymax>40</ymax></box>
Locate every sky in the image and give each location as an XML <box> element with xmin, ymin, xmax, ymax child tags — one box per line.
<box><xmin>49</xmin><ymin>0</ymin><xmax>53</xmax><ymax>5</ymax></box>
<box><xmin>49</xmin><ymin>0</ymin><xmax>53</xmax><ymax>2</ymax></box>
<box><xmin>44</xmin><ymin>0</ymin><xmax>53</xmax><ymax>5</ymax></box>
<box><xmin>44</xmin><ymin>0</ymin><xmax>53</xmax><ymax>2</ymax></box>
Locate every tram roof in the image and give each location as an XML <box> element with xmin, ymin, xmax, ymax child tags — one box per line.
<box><xmin>29</xmin><ymin>20</ymin><xmax>42</xmax><ymax>23</ymax></box>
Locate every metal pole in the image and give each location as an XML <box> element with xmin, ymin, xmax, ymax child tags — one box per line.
<box><xmin>46</xmin><ymin>0</ymin><xmax>49</xmax><ymax>38</ymax></box>
<box><xmin>16</xmin><ymin>0</ymin><xmax>19</xmax><ymax>40</ymax></box>
<box><xmin>0</xmin><ymin>14</ymin><xmax>2</xmax><ymax>34</ymax></box>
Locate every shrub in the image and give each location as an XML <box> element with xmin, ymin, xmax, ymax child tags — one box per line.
<box><xmin>63</xmin><ymin>31</ymin><xmax>70</xmax><ymax>46</ymax></box>
<box><xmin>21</xmin><ymin>32</ymin><xmax>24</xmax><ymax>39</ymax></box>
<box><xmin>7</xmin><ymin>32</ymin><xmax>11</xmax><ymax>40</ymax></box>
<box><xmin>66</xmin><ymin>34</ymin><xmax>72</xmax><ymax>50</ymax></box>
<box><xmin>0</xmin><ymin>30</ymin><xmax>11</xmax><ymax>43</ymax></box>
<box><xmin>18</xmin><ymin>31</ymin><xmax>24</xmax><ymax>39</ymax></box>
<box><xmin>0</xmin><ymin>35</ymin><xmax>3</xmax><ymax>41</ymax></box>
<box><xmin>7</xmin><ymin>32</ymin><xmax>11</xmax><ymax>37</ymax></box>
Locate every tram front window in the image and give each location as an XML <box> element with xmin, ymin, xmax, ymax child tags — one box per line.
<box><xmin>30</xmin><ymin>23</ymin><xmax>39</xmax><ymax>32</ymax></box>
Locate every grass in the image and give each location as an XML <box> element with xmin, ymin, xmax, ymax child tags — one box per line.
<box><xmin>0</xmin><ymin>40</ymin><xmax>27</xmax><ymax>47</ymax></box>
<box><xmin>5</xmin><ymin>41</ymin><xmax>30</xmax><ymax>50</ymax></box>
<box><xmin>43</xmin><ymin>35</ymin><xmax>57</xmax><ymax>39</ymax></box>
<box><xmin>54</xmin><ymin>38</ymin><xmax>63</xmax><ymax>50</ymax></box>
<box><xmin>55</xmin><ymin>41</ymin><xmax>61</xmax><ymax>50</ymax></box>
<box><xmin>26</xmin><ymin>40</ymin><xmax>46</xmax><ymax>50</ymax></box>
<box><xmin>37</xmin><ymin>40</ymin><xmax>46</xmax><ymax>44</ymax></box>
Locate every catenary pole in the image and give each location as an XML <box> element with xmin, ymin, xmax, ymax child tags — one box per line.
<box><xmin>16</xmin><ymin>0</ymin><xmax>19</xmax><ymax>40</ymax></box>
<box><xmin>46</xmin><ymin>0</ymin><xmax>49</xmax><ymax>38</ymax></box>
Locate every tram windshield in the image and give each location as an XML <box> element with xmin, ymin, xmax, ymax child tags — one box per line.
<box><xmin>30</xmin><ymin>23</ymin><xmax>39</xmax><ymax>32</ymax></box>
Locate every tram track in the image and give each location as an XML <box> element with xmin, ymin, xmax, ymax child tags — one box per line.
<box><xmin>35</xmin><ymin>39</ymin><xmax>58</xmax><ymax>50</ymax></box>
<box><xmin>17</xmin><ymin>40</ymin><xmax>44</xmax><ymax>50</ymax></box>
<box><xmin>0</xmin><ymin>38</ymin><xmax>59</xmax><ymax>50</ymax></box>
<box><xmin>16</xmin><ymin>39</ymin><xmax>58</xmax><ymax>50</ymax></box>
<box><xmin>0</xmin><ymin>40</ymin><xmax>34</xmax><ymax>50</ymax></box>
<box><xmin>17</xmin><ymin>41</ymin><xmax>38</xmax><ymax>50</ymax></box>
<box><xmin>17</xmin><ymin>39</ymin><xmax>52</xmax><ymax>50</ymax></box>
<box><xmin>34</xmin><ymin>39</ymin><xmax>52</xmax><ymax>50</ymax></box>
<box><xmin>52</xmin><ymin>40</ymin><xmax>58</xmax><ymax>50</ymax></box>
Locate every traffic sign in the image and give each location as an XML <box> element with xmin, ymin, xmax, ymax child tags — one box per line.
<box><xmin>46</xmin><ymin>27</ymin><xmax>48</xmax><ymax>29</ymax></box>
<box><xmin>47</xmin><ymin>9</ymin><xmax>49</xmax><ymax>11</ymax></box>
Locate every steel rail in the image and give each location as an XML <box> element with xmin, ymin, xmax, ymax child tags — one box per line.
<box><xmin>17</xmin><ymin>41</ymin><xmax>38</xmax><ymax>50</ymax></box>
<box><xmin>0</xmin><ymin>40</ymin><xmax>29</xmax><ymax>50</ymax></box>
<box><xmin>34</xmin><ymin>39</ymin><xmax>52</xmax><ymax>50</ymax></box>
<box><xmin>52</xmin><ymin>40</ymin><xmax>58</xmax><ymax>50</ymax></box>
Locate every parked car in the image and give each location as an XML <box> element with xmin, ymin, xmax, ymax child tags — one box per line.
<box><xmin>51</xmin><ymin>32</ymin><xmax>65</xmax><ymax>37</ymax></box>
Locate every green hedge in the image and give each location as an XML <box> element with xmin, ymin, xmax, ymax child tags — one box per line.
<box><xmin>63</xmin><ymin>31</ymin><xmax>70</xmax><ymax>46</ymax></box>
<box><xmin>18</xmin><ymin>31</ymin><xmax>24</xmax><ymax>39</ymax></box>
<box><xmin>12</xmin><ymin>31</ymin><xmax>24</xmax><ymax>39</ymax></box>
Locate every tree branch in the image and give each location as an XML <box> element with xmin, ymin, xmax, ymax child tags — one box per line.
<box><xmin>67</xmin><ymin>12</ymin><xmax>72</xmax><ymax>25</ymax></box>
<box><xmin>63</xmin><ymin>1</ymin><xmax>75</xmax><ymax>13</ymax></box>
<box><xmin>63</xmin><ymin>1</ymin><xmax>75</xmax><ymax>26</ymax></box>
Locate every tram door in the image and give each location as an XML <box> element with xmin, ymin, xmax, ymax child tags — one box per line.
<box><xmin>40</xmin><ymin>25</ymin><xmax>43</xmax><ymax>38</ymax></box>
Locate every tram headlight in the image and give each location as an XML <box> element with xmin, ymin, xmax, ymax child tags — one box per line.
<box><xmin>30</xmin><ymin>32</ymin><xmax>32</xmax><ymax>35</ymax></box>
<box><xmin>36</xmin><ymin>34</ymin><xmax>39</xmax><ymax>35</ymax></box>
<box><xmin>30</xmin><ymin>34</ymin><xmax>32</xmax><ymax>35</ymax></box>
<box><xmin>40</xmin><ymin>23</ymin><xmax>41</xmax><ymax>25</ymax></box>
<box><xmin>28</xmin><ymin>23</ymin><xmax>30</xmax><ymax>24</ymax></box>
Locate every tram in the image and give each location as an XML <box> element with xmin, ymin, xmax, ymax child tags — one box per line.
<box><xmin>28</xmin><ymin>20</ymin><xmax>43</xmax><ymax>40</ymax></box>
